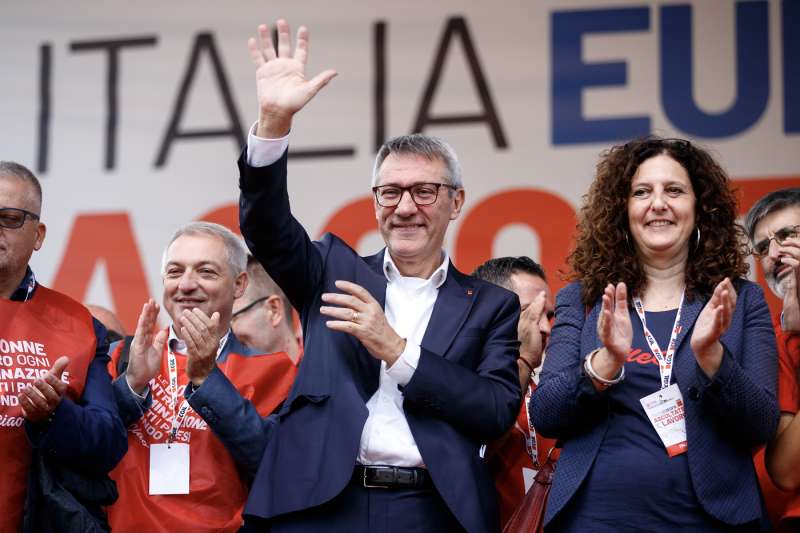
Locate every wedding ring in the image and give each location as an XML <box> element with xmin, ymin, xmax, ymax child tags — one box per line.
<box><xmin>352</xmin><ymin>311</ymin><xmax>359</xmax><ymax>323</ymax></box>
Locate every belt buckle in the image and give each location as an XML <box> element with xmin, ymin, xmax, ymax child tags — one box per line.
<box><xmin>362</xmin><ymin>467</ymin><xmax>390</xmax><ymax>489</ymax></box>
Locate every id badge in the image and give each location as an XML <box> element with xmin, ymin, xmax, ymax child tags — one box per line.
<box><xmin>639</xmin><ymin>383</ymin><xmax>688</xmax><ymax>457</ymax></box>
<box><xmin>149</xmin><ymin>443</ymin><xmax>190</xmax><ymax>495</ymax></box>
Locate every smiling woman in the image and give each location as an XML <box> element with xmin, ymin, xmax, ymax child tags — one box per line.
<box><xmin>531</xmin><ymin>135</ymin><xmax>779</xmax><ymax>532</ymax></box>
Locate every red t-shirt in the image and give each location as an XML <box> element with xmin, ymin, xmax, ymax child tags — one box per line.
<box><xmin>756</xmin><ymin>318</ymin><xmax>800</xmax><ymax>531</ymax></box>
<box><xmin>486</xmin><ymin>381</ymin><xmax>558</xmax><ymax>529</ymax></box>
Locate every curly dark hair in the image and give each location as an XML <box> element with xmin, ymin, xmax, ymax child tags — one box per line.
<box><xmin>568</xmin><ymin>136</ymin><xmax>749</xmax><ymax>306</ymax></box>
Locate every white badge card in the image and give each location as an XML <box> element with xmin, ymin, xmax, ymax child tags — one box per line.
<box><xmin>149</xmin><ymin>443</ymin><xmax>190</xmax><ymax>495</ymax></box>
<box><xmin>639</xmin><ymin>383</ymin><xmax>688</xmax><ymax>457</ymax></box>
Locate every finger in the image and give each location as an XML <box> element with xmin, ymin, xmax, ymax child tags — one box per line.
<box><xmin>325</xmin><ymin>320</ymin><xmax>360</xmax><ymax>335</ymax></box>
<box><xmin>529</xmin><ymin>292</ymin><xmax>547</xmax><ymax>323</ymax></box>
<box><xmin>32</xmin><ymin>379</ymin><xmax>61</xmax><ymax>406</ymax></box>
<box><xmin>134</xmin><ymin>300</ymin><xmax>159</xmax><ymax>348</ymax></box>
<box><xmin>294</xmin><ymin>25</ymin><xmax>309</xmax><ymax>64</ymax></box>
<box><xmin>152</xmin><ymin>328</ymin><xmax>168</xmax><ymax>351</ymax></box>
<box><xmin>320</xmin><ymin>305</ymin><xmax>362</xmax><ymax>322</ymax></box>
<box><xmin>189</xmin><ymin>307</ymin><xmax>214</xmax><ymax>328</ymax></box>
<box><xmin>181</xmin><ymin>326</ymin><xmax>201</xmax><ymax>356</ymax></box>
<box><xmin>306</xmin><ymin>69</ymin><xmax>338</xmax><ymax>98</ymax></box>
<box><xmin>333</xmin><ymin>280</ymin><xmax>374</xmax><ymax>304</ymax></box>
<box><xmin>179</xmin><ymin>313</ymin><xmax>206</xmax><ymax>346</ymax></box>
<box><xmin>49</xmin><ymin>355</ymin><xmax>70</xmax><ymax>379</ymax></box>
<box><xmin>182</xmin><ymin>309</ymin><xmax>210</xmax><ymax>335</ymax></box>
<box><xmin>614</xmin><ymin>282</ymin><xmax>628</xmax><ymax>313</ymax></box>
<box><xmin>43</xmin><ymin>371</ymin><xmax>67</xmax><ymax>396</ymax></box>
<box><xmin>276</xmin><ymin>19</ymin><xmax>291</xmax><ymax>58</ymax></box>
<box><xmin>257</xmin><ymin>24</ymin><xmax>276</xmax><ymax>61</ymax></box>
<box><xmin>247</xmin><ymin>36</ymin><xmax>265</xmax><ymax>67</ymax></box>
<box><xmin>321</xmin><ymin>292</ymin><xmax>364</xmax><ymax>310</ymax></box>
<box><xmin>23</xmin><ymin>385</ymin><xmax>50</xmax><ymax>412</ymax></box>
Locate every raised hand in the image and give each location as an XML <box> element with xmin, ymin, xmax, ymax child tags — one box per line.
<box><xmin>248</xmin><ymin>20</ymin><xmax>337</xmax><ymax>138</ymax></box>
<box><xmin>126</xmin><ymin>299</ymin><xmax>168</xmax><ymax>395</ymax></box>
<box><xmin>19</xmin><ymin>356</ymin><xmax>69</xmax><ymax>423</ymax></box>
<box><xmin>691</xmin><ymin>278</ymin><xmax>736</xmax><ymax>376</ymax></box>
<box><xmin>320</xmin><ymin>280</ymin><xmax>406</xmax><ymax>365</ymax></box>
<box><xmin>776</xmin><ymin>236</ymin><xmax>800</xmax><ymax>332</ymax></box>
<box><xmin>597</xmin><ymin>282</ymin><xmax>632</xmax><ymax>363</ymax></box>
<box><xmin>519</xmin><ymin>291</ymin><xmax>548</xmax><ymax>370</ymax></box>
<box><xmin>179</xmin><ymin>308</ymin><xmax>222</xmax><ymax>387</ymax></box>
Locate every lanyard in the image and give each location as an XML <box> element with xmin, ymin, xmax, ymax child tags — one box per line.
<box><xmin>521</xmin><ymin>383</ymin><xmax>539</xmax><ymax>467</ymax></box>
<box><xmin>166</xmin><ymin>347</ymin><xmax>190</xmax><ymax>446</ymax></box>
<box><xmin>632</xmin><ymin>290</ymin><xmax>685</xmax><ymax>390</ymax></box>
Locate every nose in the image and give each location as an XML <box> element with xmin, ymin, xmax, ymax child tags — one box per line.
<box><xmin>651</xmin><ymin>190</ymin><xmax>668</xmax><ymax>211</ymax></box>
<box><xmin>394</xmin><ymin>189</ymin><xmax>418</xmax><ymax>216</ymax></box>
<box><xmin>177</xmin><ymin>271</ymin><xmax>199</xmax><ymax>292</ymax></box>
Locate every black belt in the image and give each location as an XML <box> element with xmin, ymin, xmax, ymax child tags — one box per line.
<box><xmin>352</xmin><ymin>465</ymin><xmax>432</xmax><ymax>489</ymax></box>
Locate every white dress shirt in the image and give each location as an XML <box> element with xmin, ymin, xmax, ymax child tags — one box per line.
<box><xmin>246</xmin><ymin>124</ymin><xmax>448</xmax><ymax>466</ymax></box>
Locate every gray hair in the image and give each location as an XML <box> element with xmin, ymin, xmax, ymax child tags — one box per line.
<box><xmin>245</xmin><ymin>255</ymin><xmax>294</xmax><ymax>330</ymax></box>
<box><xmin>0</xmin><ymin>161</ymin><xmax>42</xmax><ymax>212</ymax></box>
<box><xmin>371</xmin><ymin>133</ymin><xmax>463</xmax><ymax>189</ymax></box>
<box><xmin>161</xmin><ymin>222</ymin><xmax>248</xmax><ymax>276</ymax></box>
<box><xmin>744</xmin><ymin>188</ymin><xmax>800</xmax><ymax>241</ymax></box>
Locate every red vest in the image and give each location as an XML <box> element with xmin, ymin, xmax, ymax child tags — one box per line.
<box><xmin>486</xmin><ymin>382</ymin><xmax>559</xmax><ymax>529</ymax></box>
<box><xmin>0</xmin><ymin>286</ymin><xmax>96</xmax><ymax>531</ymax></box>
<box><xmin>107</xmin><ymin>336</ymin><xmax>296</xmax><ymax>533</ymax></box>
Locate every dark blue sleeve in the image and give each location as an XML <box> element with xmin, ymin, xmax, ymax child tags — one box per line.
<box><xmin>25</xmin><ymin>318</ymin><xmax>128</xmax><ymax>473</ymax></box>
<box><xmin>112</xmin><ymin>371</ymin><xmax>153</xmax><ymax>427</ymax></box>
<box><xmin>687</xmin><ymin>282</ymin><xmax>779</xmax><ymax>446</ymax></box>
<box><xmin>238</xmin><ymin>149</ymin><xmax>323</xmax><ymax>312</ymax></box>
<box><xmin>530</xmin><ymin>283</ymin><xmax>609</xmax><ymax>440</ymax></box>
<box><xmin>186</xmin><ymin>366</ymin><xmax>277</xmax><ymax>482</ymax></box>
<box><xmin>401</xmin><ymin>291</ymin><xmax>522</xmax><ymax>441</ymax></box>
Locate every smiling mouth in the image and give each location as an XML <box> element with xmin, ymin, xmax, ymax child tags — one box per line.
<box><xmin>645</xmin><ymin>220</ymin><xmax>674</xmax><ymax>227</ymax></box>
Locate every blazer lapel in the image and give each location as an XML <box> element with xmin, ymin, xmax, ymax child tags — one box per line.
<box><xmin>354</xmin><ymin>250</ymin><xmax>387</xmax><ymax>398</ymax></box>
<box><xmin>672</xmin><ymin>294</ymin><xmax>707</xmax><ymax>382</ymax></box>
<box><xmin>421</xmin><ymin>264</ymin><xmax>477</xmax><ymax>357</ymax></box>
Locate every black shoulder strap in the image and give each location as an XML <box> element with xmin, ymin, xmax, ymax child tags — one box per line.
<box><xmin>117</xmin><ymin>335</ymin><xmax>135</xmax><ymax>376</ymax></box>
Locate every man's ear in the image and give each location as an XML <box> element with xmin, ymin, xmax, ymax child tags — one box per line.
<box><xmin>265</xmin><ymin>295</ymin><xmax>284</xmax><ymax>328</ymax></box>
<box><xmin>450</xmin><ymin>189</ymin><xmax>465</xmax><ymax>221</ymax></box>
<box><xmin>234</xmin><ymin>271</ymin><xmax>248</xmax><ymax>299</ymax></box>
<box><xmin>33</xmin><ymin>222</ymin><xmax>46</xmax><ymax>251</ymax></box>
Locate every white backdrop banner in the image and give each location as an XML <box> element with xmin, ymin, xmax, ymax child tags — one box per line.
<box><xmin>1</xmin><ymin>0</ymin><xmax>798</xmax><ymax>331</ymax></box>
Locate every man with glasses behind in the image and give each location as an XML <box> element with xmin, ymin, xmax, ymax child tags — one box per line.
<box><xmin>232</xmin><ymin>255</ymin><xmax>301</xmax><ymax>365</ymax></box>
<box><xmin>746</xmin><ymin>188</ymin><xmax>800</xmax><ymax>531</ymax></box>
<box><xmin>239</xmin><ymin>20</ymin><xmax>520</xmax><ymax>533</ymax></box>
<box><xmin>0</xmin><ymin>161</ymin><xmax>127</xmax><ymax>530</ymax></box>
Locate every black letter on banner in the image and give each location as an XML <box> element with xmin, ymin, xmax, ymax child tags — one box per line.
<box><xmin>412</xmin><ymin>17</ymin><xmax>507</xmax><ymax>148</ymax></box>
<box><xmin>70</xmin><ymin>36</ymin><xmax>158</xmax><ymax>170</ymax></box>
<box><xmin>374</xmin><ymin>21</ymin><xmax>387</xmax><ymax>152</ymax></box>
<box><xmin>37</xmin><ymin>43</ymin><xmax>52</xmax><ymax>174</ymax></box>
<box><xmin>155</xmin><ymin>33</ymin><xmax>244</xmax><ymax>167</ymax></box>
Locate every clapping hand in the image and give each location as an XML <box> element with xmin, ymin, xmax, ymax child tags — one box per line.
<box><xmin>180</xmin><ymin>308</ymin><xmax>222</xmax><ymax>387</ymax></box>
<box><xmin>691</xmin><ymin>278</ymin><xmax>736</xmax><ymax>377</ymax></box>
<box><xmin>321</xmin><ymin>280</ymin><xmax>406</xmax><ymax>366</ymax></box>
<box><xmin>126</xmin><ymin>299</ymin><xmax>168</xmax><ymax>395</ymax></box>
<box><xmin>19</xmin><ymin>356</ymin><xmax>69</xmax><ymax>423</ymax></box>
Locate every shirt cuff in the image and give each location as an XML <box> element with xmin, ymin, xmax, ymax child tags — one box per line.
<box><xmin>386</xmin><ymin>342</ymin><xmax>420</xmax><ymax>386</ymax></box>
<box><xmin>247</xmin><ymin>121</ymin><xmax>290</xmax><ymax>167</ymax></box>
<box><xmin>126</xmin><ymin>375</ymin><xmax>149</xmax><ymax>400</ymax></box>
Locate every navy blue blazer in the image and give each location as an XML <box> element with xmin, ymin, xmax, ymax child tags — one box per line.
<box><xmin>238</xmin><ymin>150</ymin><xmax>522</xmax><ymax>533</ymax></box>
<box><xmin>531</xmin><ymin>281</ymin><xmax>779</xmax><ymax>526</ymax></box>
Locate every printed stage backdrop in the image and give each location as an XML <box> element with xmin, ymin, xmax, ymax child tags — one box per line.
<box><xmin>0</xmin><ymin>0</ymin><xmax>798</xmax><ymax>332</ymax></box>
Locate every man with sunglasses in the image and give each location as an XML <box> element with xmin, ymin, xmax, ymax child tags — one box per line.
<box><xmin>0</xmin><ymin>161</ymin><xmax>127</xmax><ymax>530</ymax></box>
<box><xmin>231</xmin><ymin>255</ymin><xmax>301</xmax><ymax>365</ymax></box>
<box><xmin>745</xmin><ymin>188</ymin><xmax>800</xmax><ymax>530</ymax></box>
<box><xmin>238</xmin><ymin>20</ymin><xmax>520</xmax><ymax>533</ymax></box>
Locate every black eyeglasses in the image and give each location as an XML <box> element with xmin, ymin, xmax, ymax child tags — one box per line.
<box><xmin>231</xmin><ymin>296</ymin><xmax>270</xmax><ymax>319</ymax></box>
<box><xmin>372</xmin><ymin>183</ymin><xmax>457</xmax><ymax>207</ymax></box>
<box><xmin>0</xmin><ymin>207</ymin><xmax>40</xmax><ymax>229</ymax></box>
<box><xmin>752</xmin><ymin>224</ymin><xmax>800</xmax><ymax>257</ymax></box>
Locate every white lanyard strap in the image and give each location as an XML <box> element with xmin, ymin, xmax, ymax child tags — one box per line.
<box><xmin>522</xmin><ymin>384</ymin><xmax>539</xmax><ymax>466</ymax></box>
<box><xmin>632</xmin><ymin>290</ymin><xmax>685</xmax><ymax>390</ymax></box>
<box><xmin>166</xmin><ymin>347</ymin><xmax>190</xmax><ymax>445</ymax></box>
